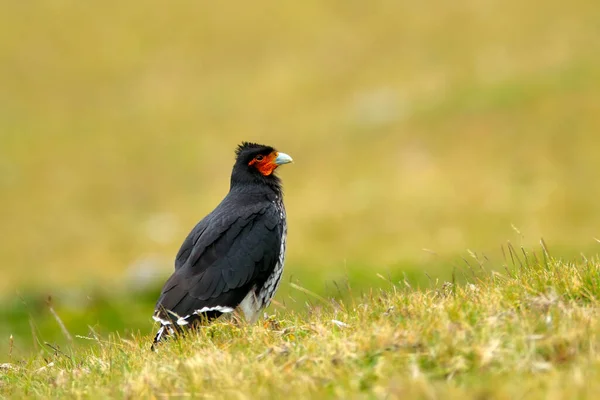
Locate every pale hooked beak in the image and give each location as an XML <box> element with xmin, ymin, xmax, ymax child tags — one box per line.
<box><xmin>274</xmin><ymin>152</ymin><xmax>293</xmax><ymax>165</ymax></box>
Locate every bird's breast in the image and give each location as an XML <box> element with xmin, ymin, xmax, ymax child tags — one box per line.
<box><xmin>256</xmin><ymin>197</ymin><xmax>287</xmax><ymax>310</ymax></box>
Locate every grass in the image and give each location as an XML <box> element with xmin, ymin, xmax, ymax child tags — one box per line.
<box><xmin>0</xmin><ymin>255</ymin><xmax>453</xmax><ymax>361</ymax></box>
<box><xmin>1</xmin><ymin>0</ymin><xmax>600</xmax><ymax>396</ymax></box>
<box><xmin>2</xmin><ymin>248</ymin><xmax>600</xmax><ymax>399</ymax></box>
<box><xmin>1</xmin><ymin>0</ymin><xmax>600</xmax><ymax>292</ymax></box>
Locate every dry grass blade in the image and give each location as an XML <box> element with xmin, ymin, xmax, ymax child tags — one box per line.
<box><xmin>289</xmin><ymin>282</ymin><xmax>331</xmax><ymax>307</ymax></box>
<box><xmin>46</xmin><ymin>296</ymin><xmax>73</xmax><ymax>344</ymax></box>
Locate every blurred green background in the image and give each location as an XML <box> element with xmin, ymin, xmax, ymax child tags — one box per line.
<box><xmin>1</xmin><ymin>0</ymin><xmax>599</xmax><ymax>359</ymax></box>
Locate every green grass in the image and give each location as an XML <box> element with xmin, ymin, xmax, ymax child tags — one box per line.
<box><xmin>2</xmin><ymin>1</ymin><xmax>600</xmax><ymax>396</ymax></box>
<box><xmin>0</xmin><ymin>256</ymin><xmax>449</xmax><ymax>361</ymax></box>
<box><xmin>2</xmin><ymin>250</ymin><xmax>600</xmax><ymax>399</ymax></box>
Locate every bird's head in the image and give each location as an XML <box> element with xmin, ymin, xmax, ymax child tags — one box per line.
<box><xmin>231</xmin><ymin>142</ymin><xmax>293</xmax><ymax>189</ymax></box>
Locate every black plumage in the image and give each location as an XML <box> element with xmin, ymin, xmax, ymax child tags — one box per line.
<box><xmin>151</xmin><ymin>142</ymin><xmax>292</xmax><ymax>348</ymax></box>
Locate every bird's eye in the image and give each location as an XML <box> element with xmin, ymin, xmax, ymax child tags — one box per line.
<box><xmin>255</xmin><ymin>155</ymin><xmax>264</xmax><ymax>161</ymax></box>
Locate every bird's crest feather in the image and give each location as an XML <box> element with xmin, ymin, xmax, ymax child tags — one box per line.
<box><xmin>235</xmin><ymin>142</ymin><xmax>263</xmax><ymax>157</ymax></box>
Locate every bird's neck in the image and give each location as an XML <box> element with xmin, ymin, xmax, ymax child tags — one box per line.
<box><xmin>229</xmin><ymin>178</ymin><xmax>283</xmax><ymax>199</ymax></box>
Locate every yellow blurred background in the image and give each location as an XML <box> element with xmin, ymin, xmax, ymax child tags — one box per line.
<box><xmin>1</xmin><ymin>0</ymin><xmax>599</xmax><ymax>298</ymax></box>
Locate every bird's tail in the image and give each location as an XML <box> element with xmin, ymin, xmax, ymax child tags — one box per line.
<box><xmin>151</xmin><ymin>309</ymin><xmax>177</xmax><ymax>351</ymax></box>
<box><xmin>151</xmin><ymin>323</ymin><xmax>176</xmax><ymax>351</ymax></box>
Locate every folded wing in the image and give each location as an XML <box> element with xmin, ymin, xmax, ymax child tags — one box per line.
<box><xmin>153</xmin><ymin>200</ymin><xmax>282</xmax><ymax>325</ymax></box>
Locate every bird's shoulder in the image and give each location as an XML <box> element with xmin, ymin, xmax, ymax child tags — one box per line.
<box><xmin>174</xmin><ymin>191</ymin><xmax>282</xmax><ymax>272</ymax></box>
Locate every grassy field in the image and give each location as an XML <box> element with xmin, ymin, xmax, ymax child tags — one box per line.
<box><xmin>1</xmin><ymin>1</ymin><xmax>600</xmax><ymax>291</ymax></box>
<box><xmin>1</xmin><ymin>0</ymin><xmax>600</xmax><ymax>397</ymax></box>
<box><xmin>2</xmin><ymin>250</ymin><xmax>600</xmax><ymax>399</ymax></box>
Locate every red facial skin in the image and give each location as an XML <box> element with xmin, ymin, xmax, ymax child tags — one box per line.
<box><xmin>248</xmin><ymin>151</ymin><xmax>279</xmax><ymax>176</ymax></box>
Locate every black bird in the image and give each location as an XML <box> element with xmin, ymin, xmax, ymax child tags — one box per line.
<box><xmin>151</xmin><ymin>142</ymin><xmax>293</xmax><ymax>348</ymax></box>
